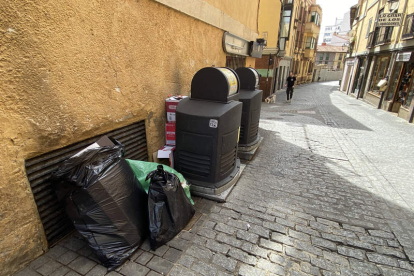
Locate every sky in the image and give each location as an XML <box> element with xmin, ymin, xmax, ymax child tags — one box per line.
<box><xmin>316</xmin><ymin>0</ymin><xmax>358</xmax><ymax>44</ymax></box>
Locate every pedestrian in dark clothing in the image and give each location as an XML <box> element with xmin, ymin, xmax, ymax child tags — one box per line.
<box><xmin>285</xmin><ymin>72</ymin><xmax>296</xmax><ymax>103</ymax></box>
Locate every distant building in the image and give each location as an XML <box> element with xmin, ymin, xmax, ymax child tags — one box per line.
<box><xmin>322</xmin><ymin>11</ymin><xmax>351</xmax><ymax>45</ymax></box>
<box><xmin>315</xmin><ymin>43</ymin><xmax>348</xmax><ymax>70</ymax></box>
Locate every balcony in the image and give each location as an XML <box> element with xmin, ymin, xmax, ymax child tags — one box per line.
<box><xmin>305</xmin><ymin>22</ymin><xmax>320</xmax><ymax>35</ymax></box>
<box><xmin>304</xmin><ymin>48</ymin><xmax>315</xmax><ymax>58</ymax></box>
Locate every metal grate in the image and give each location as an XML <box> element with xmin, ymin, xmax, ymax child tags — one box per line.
<box><xmin>249</xmin><ymin>122</ymin><xmax>259</xmax><ymax>139</ymax></box>
<box><xmin>220</xmin><ymin>147</ymin><xmax>237</xmax><ymax>175</ymax></box>
<box><xmin>240</xmin><ymin>125</ymin><xmax>245</xmax><ymax>140</ymax></box>
<box><xmin>25</xmin><ymin>121</ymin><xmax>148</xmax><ymax>247</ymax></box>
<box><xmin>179</xmin><ymin>151</ymin><xmax>211</xmax><ymax>177</ymax></box>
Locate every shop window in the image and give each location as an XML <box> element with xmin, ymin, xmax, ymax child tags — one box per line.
<box><xmin>402</xmin><ymin>14</ymin><xmax>414</xmax><ymax>39</ymax></box>
<box><xmin>386</xmin><ymin>62</ymin><xmax>403</xmax><ymax>101</ymax></box>
<box><xmin>399</xmin><ymin>66</ymin><xmax>414</xmax><ymax>108</ymax></box>
<box><xmin>369</xmin><ymin>56</ymin><xmax>390</xmax><ymax>94</ymax></box>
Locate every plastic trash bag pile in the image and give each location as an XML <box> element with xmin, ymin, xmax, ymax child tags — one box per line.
<box><xmin>52</xmin><ymin>137</ymin><xmax>194</xmax><ymax>271</ymax></box>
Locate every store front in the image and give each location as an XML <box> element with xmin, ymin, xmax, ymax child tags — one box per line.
<box><xmin>383</xmin><ymin>52</ymin><xmax>414</xmax><ymax>117</ymax></box>
<box><xmin>365</xmin><ymin>54</ymin><xmax>391</xmax><ymax>106</ymax></box>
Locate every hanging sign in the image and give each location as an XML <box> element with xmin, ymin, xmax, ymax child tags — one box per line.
<box><xmin>396</xmin><ymin>52</ymin><xmax>412</xmax><ymax>62</ymax></box>
<box><xmin>377</xmin><ymin>13</ymin><xmax>404</xmax><ymax>27</ymax></box>
<box><xmin>222</xmin><ymin>32</ymin><xmax>250</xmax><ymax>56</ymax></box>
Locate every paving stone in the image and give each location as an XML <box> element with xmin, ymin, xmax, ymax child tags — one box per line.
<box><xmin>205</xmin><ymin>239</ymin><xmax>230</xmax><ymax>255</ymax></box>
<box><xmin>287</xmin><ymin>215</ymin><xmax>308</xmax><ymax>226</ymax></box>
<box><xmin>130</xmin><ymin>249</ymin><xmax>144</xmax><ymax>261</ymax></box>
<box><xmin>285</xmin><ymin>247</ymin><xmax>310</xmax><ymax>262</ymax></box>
<box><xmin>276</xmin><ymin>217</ymin><xmax>295</xmax><ymax>228</ymax></box>
<box><xmin>193</xmin><ymin>235</ymin><xmax>208</xmax><ymax>246</ymax></box>
<box><xmin>387</xmin><ymin>239</ymin><xmax>400</xmax><ymax>248</ymax></box>
<box><xmin>46</xmin><ymin>246</ymin><xmax>68</xmax><ymax>260</ymax></box>
<box><xmin>36</xmin><ymin>260</ymin><xmax>62</xmax><ymax>276</ymax></box>
<box><xmin>368</xmin><ymin>230</ymin><xmax>395</xmax><ymax>239</ymax></box>
<box><xmin>186</xmin><ymin>245</ymin><xmax>213</xmax><ymax>261</ymax></box>
<box><xmin>57</xmin><ymin>250</ymin><xmax>79</xmax><ymax>266</ymax></box>
<box><xmin>77</xmin><ymin>246</ymin><xmax>93</xmax><ymax>257</ymax></box>
<box><xmin>241</xmin><ymin>242</ymin><xmax>269</xmax><ymax>258</ymax></box>
<box><xmin>289</xmin><ymin>229</ymin><xmax>311</xmax><ymax>242</ymax></box>
<box><xmin>375</xmin><ymin>245</ymin><xmax>406</xmax><ymax>259</ymax></box>
<box><xmin>48</xmin><ymin>267</ymin><xmax>70</xmax><ymax>276</ymax></box>
<box><xmin>237</xmin><ymin>229</ymin><xmax>259</xmax><ymax>243</ymax></box>
<box><xmin>345</xmin><ymin>239</ymin><xmax>375</xmax><ymax>251</ymax></box>
<box><xmin>398</xmin><ymin>260</ymin><xmax>414</xmax><ymax>271</ymax></box>
<box><xmin>29</xmin><ymin>256</ymin><xmax>52</xmax><ymax>270</ymax></box>
<box><xmin>343</xmin><ymin>224</ymin><xmax>365</xmax><ymax>234</ymax></box>
<box><xmin>198</xmin><ymin>228</ymin><xmax>217</xmax><ymax>239</ymax></box>
<box><xmin>337</xmin><ymin>246</ymin><xmax>365</xmax><ymax>260</ymax></box>
<box><xmin>259</xmin><ymin>238</ymin><xmax>283</xmax><ymax>252</ymax></box>
<box><xmin>323</xmin><ymin>251</ymin><xmax>349</xmax><ymax>267</ymax></box>
<box><xmin>310</xmin><ymin>256</ymin><xmax>337</xmax><ymax>271</ymax></box>
<box><xmin>61</xmin><ymin>237</ymin><xmax>86</xmax><ymax>252</ymax></box>
<box><xmin>300</xmin><ymin>262</ymin><xmax>320</xmax><ymax>276</ymax></box>
<box><xmin>238</xmin><ymin>264</ymin><xmax>267</xmax><ymax>276</ymax></box>
<box><xmin>380</xmin><ymin>267</ymin><xmax>414</xmax><ymax>276</ymax></box>
<box><xmin>146</xmin><ymin>256</ymin><xmax>174</xmax><ymax>275</ymax></box>
<box><xmin>295</xmin><ymin>224</ymin><xmax>321</xmax><ymax>237</ymax></box>
<box><xmin>68</xmin><ymin>256</ymin><xmax>96</xmax><ymax>275</ymax></box>
<box><xmin>229</xmin><ymin>248</ymin><xmax>257</xmax><ymax>265</ymax></box>
<box><xmin>106</xmin><ymin>272</ymin><xmax>122</xmax><ymax>276</ymax></box>
<box><xmin>295</xmin><ymin>212</ymin><xmax>316</xmax><ymax>221</ymax></box>
<box><xmin>240</xmin><ymin>214</ymin><xmax>262</xmax><ymax>226</ymax></box>
<box><xmin>180</xmin><ymin>231</ymin><xmax>196</xmax><ymax>241</ymax></box>
<box><xmin>316</xmin><ymin>218</ymin><xmax>341</xmax><ymax>228</ymax></box>
<box><xmin>163</xmin><ymin>247</ymin><xmax>182</xmax><ymax>263</ymax></box>
<box><xmin>64</xmin><ymin>272</ymin><xmax>82</xmax><ymax>276</ymax></box>
<box><xmin>295</xmin><ymin>240</ymin><xmax>323</xmax><ymax>256</ymax></box>
<box><xmin>152</xmin><ymin>245</ymin><xmax>169</xmax><ymax>257</ymax></box>
<box><xmin>249</xmin><ymin>224</ymin><xmax>270</xmax><ymax>238</ymax></box>
<box><xmin>271</xmin><ymin>232</ymin><xmax>294</xmax><ymax>246</ymax></box>
<box><xmin>204</xmin><ymin>220</ymin><xmax>217</xmax><ymax>229</ymax></box>
<box><xmin>167</xmin><ymin>265</ymin><xmax>197</xmax><ymax>276</ymax></box>
<box><xmin>147</xmin><ymin>271</ymin><xmax>162</xmax><ymax>276</ymax></box>
<box><xmin>321</xmin><ymin>233</ymin><xmax>346</xmax><ymax>244</ymax></box>
<box><xmin>139</xmin><ymin>240</ymin><xmax>151</xmax><ymax>251</ymax></box>
<box><xmin>212</xmin><ymin>254</ymin><xmax>237</xmax><ymax>272</ymax></box>
<box><xmin>310</xmin><ymin>221</ymin><xmax>332</xmax><ymax>233</ymax></box>
<box><xmin>135</xmin><ymin>251</ymin><xmax>153</xmax><ymax>265</ymax></box>
<box><xmin>217</xmin><ymin>272</ymin><xmax>233</xmax><ymax>276</ymax></box>
<box><xmin>15</xmin><ymin>267</ymin><xmax>42</xmax><ymax>276</ymax></box>
<box><xmin>84</xmin><ymin>265</ymin><xmax>106</xmax><ymax>276</ymax></box>
<box><xmin>220</xmin><ymin>208</ymin><xmax>241</xmax><ymax>219</ymax></box>
<box><xmin>263</xmin><ymin>221</ymin><xmax>287</xmax><ymax>234</ymax></box>
<box><xmin>348</xmin><ymin>259</ymin><xmax>381</xmax><ymax>275</ymax></box>
<box><xmin>366</xmin><ymin>253</ymin><xmax>399</xmax><ymax>267</ymax></box>
<box><xmin>257</xmin><ymin>259</ymin><xmax>284</xmax><ymax>275</ymax></box>
<box><xmin>216</xmin><ymin>233</ymin><xmax>242</xmax><ymax>248</ymax></box>
<box><xmin>227</xmin><ymin>219</ymin><xmax>249</xmax><ymax>231</ymax></box>
<box><xmin>167</xmin><ymin>238</ymin><xmax>190</xmax><ymax>251</ymax></box>
<box><xmin>178</xmin><ymin>254</ymin><xmax>195</xmax><ymax>268</ymax></box>
<box><xmin>191</xmin><ymin>260</ymin><xmax>218</xmax><ymax>276</ymax></box>
<box><xmin>215</xmin><ymin>223</ymin><xmax>237</xmax><ymax>235</ymax></box>
<box><xmin>311</xmin><ymin>236</ymin><xmax>337</xmax><ymax>251</ymax></box>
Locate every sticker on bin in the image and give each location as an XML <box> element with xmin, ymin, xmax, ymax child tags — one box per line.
<box><xmin>209</xmin><ymin>119</ymin><xmax>218</xmax><ymax>128</ymax></box>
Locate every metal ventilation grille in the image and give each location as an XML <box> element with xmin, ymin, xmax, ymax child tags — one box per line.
<box><xmin>249</xmin><ymin>122</ymin><xmax>259</xmax><ymax>140</ymax></box>
<box><xmin>25</xmin><ymin>121</ymin><xmax>148</xmax><ymax>247</ymax></box>
<box><xmin>220</xmin><ymin>147</ymin><xmax>237</xmax><ymax>175</ymax></box>
<box><xmin>240</xmin><ymin>125</ymin><xmax>245</xmax><ymax>140</ymax></box>
<box><xmin>179</xmin><ymin>151</ymin><xmax>211</xmax><ymax>177</ymax></box>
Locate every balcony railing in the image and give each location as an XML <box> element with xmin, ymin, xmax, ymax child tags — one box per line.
<box><xmin>374</xmin><ymin>27</ymin><xmax>393</xmax><ymax>46</ymax></box>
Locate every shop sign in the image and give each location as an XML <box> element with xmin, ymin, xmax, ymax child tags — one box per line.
<box><xmin>377</xmin><ymin>13</ymin><xmax>404</xmax><ymax>27</ymax></box>
<box><xmin>250</xmin><ymin>41</ymin><xmax>264</xmax><ymax>58</ymax></box>
<box><xmin>347</xmin><ymin>61</ymin><xmax>355</xmax><ymax>65</ymax></box>
<box><xmin>222</xmin><ymin>32</ymin><xmax>250</xmax><ymax>56</ymax></box>
<box><xmin>396</xmin><ymin>52</ymin><xmax>412</xmax><ymax>62</ymax></box>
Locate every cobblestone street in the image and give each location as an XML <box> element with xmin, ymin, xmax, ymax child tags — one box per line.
<box><xmin>16</xmin><ymin>81</ymin><xmax>414</xmax><ymax>276</ymax></box>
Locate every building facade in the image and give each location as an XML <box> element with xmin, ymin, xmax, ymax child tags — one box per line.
<box><xmin>341</xmin><ymin>0</ymin><xmax>414</xmax><ymax>123</ymax></box>
<box><xmin>322</xmin><ymin>11</ymin><xmax>352</xmax><ymax>45</ymax></box>
<box><xmin>0</xmin><ymin>0</ymin><xmax>263</xmax><ymax>274</ymax></box>
<box><xmin>316</xmin><ymin>44</ymin><xmax>348</xmax><ymax>70</ymax></box>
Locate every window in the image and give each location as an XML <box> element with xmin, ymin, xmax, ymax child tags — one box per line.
<box><xmin>310</xmin><ymin>12</ymin><xmax>320</xmax><ymax>26</ymax></box>
<box><xmin>339</xmin><ymin>54</ymin><xmax>343</xmax><ymax>60</ymax></box>
<box><xmin>284</xmin><ymin>0</ymin><xmax>293</xmax><ymax>4</ymax></box>
<box><xmin>305</xmin><ymin>37</ymin><xmax>315</xmax><ymax>49</ymax></box>
<box><xmin>326</xmin><ymin>53</ymin><xmax>330</xmax><ymax>60</ymax></box>
<box><xmin>366</xmin><ymin>18</ymin><xmax>373</xmax><ymax>38</ymax></box>
<box><xmin>402</xmin><ymin>13</ymin><xmax>414</xmax><ymax>39</ymax></box>
<box><xmin>324</xmin><ymin>61</ymin><xmax>328</xmax><ymax>65</ymax></box>
<box><xmin>375</xmin><ymin>9</ymin><xmax>394</xmax><ymax>45</ymax></box>
<box><xmin>319</xmin><ymin>53</ymin><xmax>324</xmax><ymax>60</ymax></box>
<box><xmin>281</xmin><ymin>10</ymin><xmax>292</xmax><ymax>39</ymax></box>
<box><xmin>369</xmin><ymin>56</ymin><xmax>390</xmax><ymax>93</ymax></box>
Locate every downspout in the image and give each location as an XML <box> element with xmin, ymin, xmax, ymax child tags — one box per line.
<box><xmin>377</xmin><ymin>0</ymin><xmax>408</xmax><ymax>109</ymax></box>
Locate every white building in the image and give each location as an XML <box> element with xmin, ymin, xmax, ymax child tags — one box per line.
<box><xmin>322</xmin><ymin>11</ymin><xmax>351</xmax><ymax>44</ymax></box>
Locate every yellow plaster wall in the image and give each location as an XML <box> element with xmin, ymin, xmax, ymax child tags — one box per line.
<box><xmin>258</xmin><ymin>0</ymin><xmax>282</xmax><ymax>49</ymax></box>
<box><xmin>205</xmin><ymin>0</ymin><xmax>260</xmax><ymax>32</ymax></box>
<box><xmin>0</xmin><ymin>0</ymin><xmax>229</xmax><ymax>274</ymax></box>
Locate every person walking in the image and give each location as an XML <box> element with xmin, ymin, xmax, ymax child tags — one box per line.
<box><xmin>285</xmin><ymin>72</ymin><xmax>296</xmax><ymax>103</ymax></box>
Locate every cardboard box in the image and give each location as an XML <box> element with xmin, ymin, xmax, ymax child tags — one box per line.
<box><xmin>166</xmin><ymin>96</ymin><xmax>188</xmax><ymax>122</ymax></box>
<box><xmin>166</xmin><ymin>122</ymin><xmax>176</xmax><ymax>145</ymax></box>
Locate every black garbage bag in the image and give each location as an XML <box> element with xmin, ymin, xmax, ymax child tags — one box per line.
<box><xmin>52</xmin><ymin>144</ymin><xmax>148</xmax><ymax>270</ymax></box>
<box><xmin>146</xmin><ymin>165</ymin><xmax>195</xmax><ymax>250</ymax></box>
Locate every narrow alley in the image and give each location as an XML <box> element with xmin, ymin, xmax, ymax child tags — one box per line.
<box><xmin>16</xmin><ymin>81</ymin><xmax>414</xmax><ymax>276</ymax></box>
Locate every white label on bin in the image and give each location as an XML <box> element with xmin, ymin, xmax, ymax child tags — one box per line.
<box><xmin>217</xmin><ymin>68</ymin><xmax>238</xmax><ymax>95</ymax></box>
<box><xmin>209</xmin><ymin>119</ymin><xmax>218</xmax><ymax>128</ymax></box>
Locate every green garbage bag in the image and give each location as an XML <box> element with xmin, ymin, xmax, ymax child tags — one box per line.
<box><xmin>125</xmin><ymin>159</ymin><xmax>194</xmax><ymax>205</ymax></box>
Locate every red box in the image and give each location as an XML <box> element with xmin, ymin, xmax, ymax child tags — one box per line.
<box><xmin>166</xmin><ymin>96</ymin><xmax>188</xmax><ymax>122</ymax></box>
<box><xmin>166</xmin><ymin>122</ymin><xmax>176</xmax><ymax>145</ymax></box>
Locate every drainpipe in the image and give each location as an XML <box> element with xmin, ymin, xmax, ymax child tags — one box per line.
<box><xmin>377</xmin><ymin>0</ymin><xmax>409</xmax><ymax>109</ymax></box>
